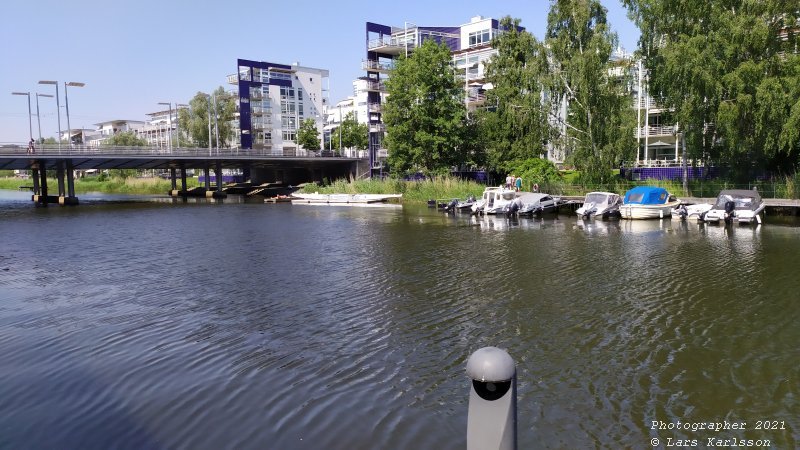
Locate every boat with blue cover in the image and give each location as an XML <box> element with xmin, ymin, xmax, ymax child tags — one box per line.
<box><xmin>619</xmin><ymin>186</ymin><xmax>680</xmax><ymax>219</ymax></box>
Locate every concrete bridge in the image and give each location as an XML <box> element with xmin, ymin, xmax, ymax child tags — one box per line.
<box><xmin>0</xmin><ymin>144</ymin><xmax>367</xmax><ymax>205</ymax></box>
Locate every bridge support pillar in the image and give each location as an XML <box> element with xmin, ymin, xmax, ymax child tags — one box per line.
<box><xmin>204</xmin><ymin>165</ymin><xmax>211</xmax><ymax>191</ymax></box>
<box><xmin>170</xmin><ymin>167</ymin><xmax>177</xmax><ymax>191</ymax></box>
<box><xmin>31</xmin><ymin>167</ymin><xmax>40</xmax><ymax>197</ymax></box>
<box><xmin>31</xmin><ymin>163</ymin><xmax>57</xmax><ymax>204</ymax></box>
<box><xmin>54</xmin><ymin>160</ymin><xmax>78</xmax><ymax>205</ymax></box>
<box><xmin>206</xmin><ymin>160</ymin><xmax>227</xmax><ymax>199</ymax></box>
<box><xmin>180</xmin><ymin>166</ymin><xmax>187</xmax><ymax>193</ymax></box>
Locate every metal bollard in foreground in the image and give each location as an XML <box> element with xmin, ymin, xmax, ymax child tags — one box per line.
<box><xmin>466</xmin><ymin>347</ymin><xmax>517</xmax><ymax>450</ymax></box>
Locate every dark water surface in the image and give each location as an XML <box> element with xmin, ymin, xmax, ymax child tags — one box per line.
<box><xmin>1</xmin><ymin>190</ymin><xmax>798</xmax><ymax>449</ymax></box>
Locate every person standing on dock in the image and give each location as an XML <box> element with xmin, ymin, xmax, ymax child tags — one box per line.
<box><xmin>27</xmin><ymin>139</ymin><xmax>35</xmax><ymax>154</ymax></box>
<box><xmin>515</xmin><ymin>175</ymin><xmax>522</xmax><ymax>192</ymax></box>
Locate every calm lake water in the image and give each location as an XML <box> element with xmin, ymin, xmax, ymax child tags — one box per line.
<box><xmin>0</xmin><ymin>189</ymin><xmax>798</xmax><ymax>449</ymax></box>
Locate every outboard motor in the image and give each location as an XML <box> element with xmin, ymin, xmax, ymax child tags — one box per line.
<box><xmin>582</xmin><ymin>202</ymin><xmax>595</xmax><ymax>218</ymax></box>
<box><xmin>676</xmin><ymin>205</ymin><xmax>688</xmax><ymax>220</ymax></box>
<box><xmin>724</xmin><ymin>200</ymin><xmax>736</xmax><ymax>224</ymax></box>
<box><xmin>445</xmin><ymin>198</ymin><xmax>458</xmax><ymax>212</ymax></box>
<box><xmin>505</xmin><ymin>201</ymin><xmax>520</xmax><ymax>217</ymax></box>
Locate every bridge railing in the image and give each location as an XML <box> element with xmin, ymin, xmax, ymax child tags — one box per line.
<box><xmin>0</xmin><ymin>144</ymin><xmax>338</xmax><ymax>158</ymax></box>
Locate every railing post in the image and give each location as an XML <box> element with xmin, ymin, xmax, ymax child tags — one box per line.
<box><xmin>466</xmin><ymin>347</ymin><xmax>517</xmax><ymax>450</ymax></box>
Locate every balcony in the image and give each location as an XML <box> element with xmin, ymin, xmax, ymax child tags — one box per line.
<box><xmin>364</xmin><ymin>80</ymin><xmax>387</xmax><ymax>92</ymax></box>
<box><xmin>367</xmin><ymin>36</ymin><xmax>415</xmax><ymax>55</ymax></box>
<box><xmin>362</xmin><ymin>60</ymin><xmax>395</xmax><ymax>73</ymax></box>
<box><xmin>636</xmin><ymin>125</ymin><xmax>677</xmax><ymax>137</ymax></box>
<box><xmin>227</xmin><ymin>74</ymin><xmax>239</xmax><ymax>85</ymax></box>
<box><xmin>367</xmin><ymin>102</ymin><xmax>382</xmax><ymax>113</ymax></box>
<box><xmin>369</xmin><ymin>123</ymin><xmax>386</xmax><ymax>133</ymax></box>
<box><xmin>633</xmin><ymin>97</ymin><xmax>665</xmax><ymax>110</ymax></box>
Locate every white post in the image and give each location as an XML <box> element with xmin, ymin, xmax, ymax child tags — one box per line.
<box><xmin>636</xmin><ymin>60</ymin><xmax>642</xmax><ymax>164</ymax></box>
<box><xmin>466</xmin><ymin>347</ymin><xmax>517</xmax><ymax>450</ymax></box>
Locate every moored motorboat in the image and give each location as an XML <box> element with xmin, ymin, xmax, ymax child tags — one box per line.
<box><xmin>619</xmin><ymin>186</ymin><xmax>680</xmax><ymax>219</ymax></box>
<box><xmin>483</xmin><ymin>187</ymin><xmax>519</xmax><ymax>215</ymax></box>
<box><xmin>703</xmin><ymin>189</ymin><xmax>766</xmax><ymax>224</ymax></box>
<box><xmin>575</xmin><ymin>191</ymin><xmax>622</xmax><ymax>219</ymax></box>
<box><xmin>672</xmin><ymin>203</ymin><xmax>713</xmax><ymax>221</ymax></box>
<box><xmin>507</xmin><ymin>192</ymin><xmax>561</xmax><ymax>215</ymax></box>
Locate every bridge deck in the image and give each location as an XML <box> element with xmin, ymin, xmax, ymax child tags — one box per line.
<box><xmin>0</xmin><ymin>145</ymin><xmax>358</xmax><ymax>171</ymax></box>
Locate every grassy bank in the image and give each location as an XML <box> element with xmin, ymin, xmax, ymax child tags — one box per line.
<box><xmin>0</xmin><ymin>176</ymin><xmax>199</xmax><ymax>195</ymax></box>
<box><xmin>303</xmin><ymin>174</ymin><xmax>800</xmax><ymax>204</ymax></box>
<box><xmin>302</xmin><ymin>178</ymin><xmax>487</xmax><ymax>203</ymax></box>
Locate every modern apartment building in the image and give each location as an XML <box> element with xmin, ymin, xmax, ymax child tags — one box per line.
<box><xmin>229</xmin><ymin>59</ymin><xmax>329</xmax><ymax>155</ymax></box>
<box><xmin>364</xmin><ymin>16</ymin><xmax>507</xmax><ymax>172</ymax></box>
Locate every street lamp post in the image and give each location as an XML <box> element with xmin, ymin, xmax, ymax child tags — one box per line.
<box><xmin>38</xmin><ymin>80</ymin><xmax>61</xmax><ymax>148</ymax></box>
<box><xmin>158</xmin><ymin>102</ymin><xmax>173</xmax><ymax>151</ymax></box>
<box><xmin>11</xmin><ymin>92</ymin><xmax>33</xmax><ymax>141</ymax></box>
<box><xmin>35</xmin><ymin>93</ymin><xmax>54</xmax><ymax>144</ymax></box>
<box><xmin>176</xmin><ymin>103</ymin><xmax>189</xmax><ymax>148</ymax></box>
<box><xmin>64</xmin><ymin>81</ymin><xmax>85</xmax><ymax>145</ymax></box>
<box><xmin>212</xmin><ymin>92</ymin><xmax>220</xmax><ymax>149</ymax></box>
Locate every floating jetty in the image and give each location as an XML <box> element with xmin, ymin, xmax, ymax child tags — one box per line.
<box><xmin>291</xmin><ymin>193</ymin><xmax>402</xmax><ymax>204</ymax></box>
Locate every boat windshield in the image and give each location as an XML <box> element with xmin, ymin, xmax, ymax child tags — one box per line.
<box><xmin>502</xmin><ymin>191</ymin><xmax>516</xmax><ymax>200</ymax></box>
<box><xmin>585</xmin><ymin>193</ymin><xmax>609</xmax><ymax>204</ymax></box>
<box><xmin>714</xmin><ymin>194</ymin><xmax>755</xmax><ymax>210</ymax></box>
<box><xmin>627</xmin><ymin>193</ymin><xmax>645</xmax><ymax>203</ymax></box>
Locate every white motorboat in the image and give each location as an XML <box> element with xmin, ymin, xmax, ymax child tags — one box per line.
<box><xmin>483</xmin><ymin>187</ymin><xmax>519</xmax><ymax>215</ymax></box>
<box><xmin>619</xmin><ymin>186</ymin><xmax>680</xmax><ymax>219</ymax></box>
<box><xmin>703</xmin><ymin>189</ymin><xmax>766</xmax><ymax>224</ymax></box>
<box><xmin>575</xmin><ymin>192</ymin><xmax>622</xmax><ymax>219</ymax></box>
<box><xmin>507</xmin><ymin>192</ymin><xmax>561</xmax><ymax>215</ymax></box>
<box><xmin>472</xmin><ymin>187</ymin><xmax>516</xmax><ymax>214</ymax></box>
<box><xmin>672</xmin><ymin>203</ymin><xmax>713</xmax><ymax>221</ymax></box>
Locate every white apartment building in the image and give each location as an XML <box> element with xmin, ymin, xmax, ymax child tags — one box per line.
<box><xmin>229</xmin><ymin>59</ymin><xmax>329</xmax><ymax>155</ymax></box>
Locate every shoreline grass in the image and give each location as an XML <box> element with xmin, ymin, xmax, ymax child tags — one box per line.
<box><xmin>0</xmin><ymin>176</ymin><xmax>199</xmax><ymax>195</ymax></box>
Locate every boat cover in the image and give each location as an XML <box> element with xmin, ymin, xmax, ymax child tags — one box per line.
<box><xmin>712</xmin><ymin>189</ymin><xmax>763</xmax><ymax>210</ymax></box>
<box><xmin>623</xmin><ymin>186</ymin><xmax>670</xmax><ymax>205</ymax></box>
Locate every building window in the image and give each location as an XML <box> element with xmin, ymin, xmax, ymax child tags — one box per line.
<box><xmin>280</xmin><ymin>87</ymin><xmax>295</xmax><ymax>100</ymax></box>
<box><xmin>468</xmin><ymin>29</ymin><xmax>491</xmax><ymax>47</ymax></box>
<box><xmin>281</xmin><ymin>102</ymin><xmax>296</xmax><ymax>114</ymax></box>
<box><xmin>282</xmin><ymin>130</ymin><xmax>296</xmax><ymax>141</ymax></box>
<box><xmin>298</xmin><ymin>90</ymin><xmax>303</xmax><ymax>101</ymax></box>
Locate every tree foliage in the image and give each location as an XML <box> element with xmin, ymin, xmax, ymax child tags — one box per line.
<box><xmin>297</xmin><ymin>118</ymin><xmax>321</xmax><ymax>151</ymax></box>
<box><xmin>331</xmin><ymin>112</ymin><xmax>368</xmax><ymax>152</ymax></box>
<box><xmin>179</xmin><ymin>87</ymin><xmax>237</xmax><ymax>148</ymax></box>
<box><xmin>384</xmin><ymin>39</ymin><xmax>470</xmax><ymax>176</ymax></box>
<box><xmin>510</xmin><ymin>157</ymin><xmax>562</xmax><ymax>188</ymax></box>
<box><xmin>544</xmin><ymin>0</ymin><xmax>635</xmax><ymax>183</ymax></box>
<box><xmin>623</xmin><ymin>0</ymin><xmax>800</xmax><ymax>177</ymax></box>
<box><xmin>479</xmin><ymin>17</ymin><xmax>550</xmax><ymax>173</ymax></box>
<box><xmin>103</xmin><ymin>131</ymin><xmax>147</xmax><ymax>146</ymax></box>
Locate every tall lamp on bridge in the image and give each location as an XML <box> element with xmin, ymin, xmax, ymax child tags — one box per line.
<box><xmin>11</xmin><ymin>91</ymin><xmax>33</xmax><ymax>142</ymax></box>
<box><xmin>64</xmin><ymin>81</ymin><xmax>85</xmax><ymax>145</ymax></box>
<box><xmin>38</xmin><ymin>80</ymin><xmax>61</xmax><ymax>148</ymax></box>
<box><xmin>176</xmin><ymin>103</ymin><xmax>189</xmax><ymax>149</ymax></box>
<box><xmin>35</xmin><ymin>93</ymin><xmax>54</xmax><ymax>144</ymax></box>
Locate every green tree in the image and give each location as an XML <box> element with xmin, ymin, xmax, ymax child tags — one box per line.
<box><xmin>544</xmin><ymin>0</ymin><xmax>635</xmax><ymax>183</ymax></box>
<box><xmin>103</xmin><ymin>131</ymin><xmax>147</xmax><ymax>146</ymax></box>
<box><xmin>330</xmin><ymin>112</ymin><xmax>368</xmax><ymax>153</ymax></box>
<box><xmin>297</xmin><ymin>118</ymin><xmax>321</xmax><ymax>152</ymax></box>
<box><xmin>510</xmin><ymin>157</ymin><xmax>562</xmax><ymax>189</ymax></box>
<box><xmin>384</xmin><ymin>39</ymin><xmax>469</xmax><ymax>176</ymax></box>
<box><xmin>623</xmin><ymin>0</ymin><xmax>800</xmax><ymax>177</ymax></box>
<box><xmin>180</xmin><ymin>87</ymin><xmax>237</xmax><ymax>148</ymax></box>
<box><xmin>480</xmin><ymin>17</ymin><xmax>551</xmax><ymax>173</ymax></box>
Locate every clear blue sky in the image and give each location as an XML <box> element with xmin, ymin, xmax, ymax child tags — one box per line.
<box><xmin>0</xmin><ymin>0</ymin><xmax>639</xmax><ymax>144</ymax></box>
